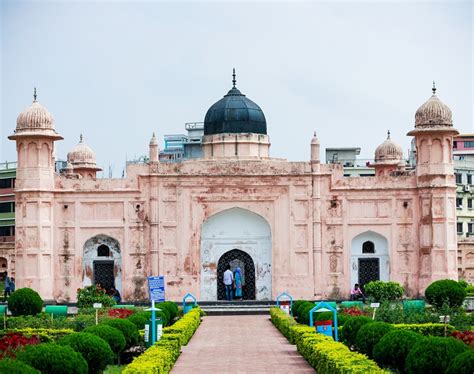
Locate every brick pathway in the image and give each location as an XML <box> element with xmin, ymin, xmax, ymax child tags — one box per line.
<box><xmin>171</xmin><ymin>315</ymin><xmax>314</xmax><ymax>373</ymax></box>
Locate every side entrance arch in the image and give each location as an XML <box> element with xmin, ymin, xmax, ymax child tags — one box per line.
<box><xmin>350</xmin><ymin>231</ymin><xmax>389</xmax><ymax>290</ymax></box>
<box><xmin>83</xmin><ymin>235</ymin><xmax>122</xmax><ymax>293</ymax></box>
<box><xmin>217</xmin><ymin>249</ymin><xmax>256</xmax><ymax>300</ymax></box>
<box><xmin>201</xmin><ymin>207</ymin><xmax>272</xmax><ymax>301</ymax></box>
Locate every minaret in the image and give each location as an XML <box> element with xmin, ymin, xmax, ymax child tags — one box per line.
<box><xmin>149</xmin><ymin>132</ymin><xmax>159</xmax><ymax>162</ymax></box>
<box><xmin>408</xmin><ymin>82</ymin><xmax>458</xmax><ymax>182</ymax></box>
<box><xmin>310</xmin><ymin>131</ymin><xmax>320</xmax><ymax>166</ymax></box>
<box><xmin>8</xmin><ymin>89</ymin><xmax>63</xmax><ymax>300</ymax></box>
<box><xmin>373</xmin><ymin>130</ymin><xmax>404</xmax><ymax>177</ymax></box>
<box><xmin>407</xmin><ymin>83</ymin><xmax>459</xmax><ymax>291</ymax></box>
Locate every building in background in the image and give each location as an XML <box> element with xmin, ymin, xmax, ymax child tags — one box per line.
<box><xmin>159</xmin><ymin>122</ymin><xmax>204</xmax><ymax>162</ymax></box>
<box><xmin>325</xmin><ymin>147</ymin><xmax>375</xmax><ymax>177</ymax></box>
<box><xmin>0</xmin><ymin>162</ymin><xmax>16</xmax><ymax>276</ymax></box>
<box><xmin>453</xmin><ymin>134</ymin><xmax>474</xmax><ymax>281</ymax></box>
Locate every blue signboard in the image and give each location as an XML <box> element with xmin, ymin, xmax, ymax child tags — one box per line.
<box><xmin>148</xmin><ymin>276</ymin><xmax>165</xmax><ymax>302</ymax></box>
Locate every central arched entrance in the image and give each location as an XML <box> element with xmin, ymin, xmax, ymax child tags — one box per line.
<box><xmin>201</xmin><ymin>207</ymin><xmax>272</xmax><ymax>301</ymax></box>
<box><xmin>217</xmin><ymin>249</ymin><xmax>256</xmax><ymax>300</ymax></box>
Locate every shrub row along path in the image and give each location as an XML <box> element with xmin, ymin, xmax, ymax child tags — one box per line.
<box><xmin>172</xmin><ymin>315</ymin><xmax>314</xmax><ymax>373</ymax></box>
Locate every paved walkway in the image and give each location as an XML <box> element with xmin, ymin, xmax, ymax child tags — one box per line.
<box><xmin>171</xmin><ymin>315</ymin><xmax>314</xmax><ymax>373</ymax></box>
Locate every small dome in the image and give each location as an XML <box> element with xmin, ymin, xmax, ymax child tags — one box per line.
<box><xmin>375</xmin><ymin>131</ymin><xmax>403</xmax><ymax>163</ymax></box>
<box><xmin>204</xmin><ymin>70</ymin><xmax>267</xmax><ymax>136</ymax></box>
<box><xmin>67</xmin><ymin>135</ymin><xmax>99</xmax><ymax>170</ymax></box>
<box><xmin>16</xmin><ymin>99</ymin><xmax>54</xmax><ymax>132</ymax></box>
<box><xmin>415</xmin><ymin>84</ymin><xmax>452</xmax><ymax>128</ymax></box>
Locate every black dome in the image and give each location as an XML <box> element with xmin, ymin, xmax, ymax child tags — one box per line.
<box><xmin>204</xmin><ymin>85</ymin><xmax>267</xmax><ymax>136</ymax></box>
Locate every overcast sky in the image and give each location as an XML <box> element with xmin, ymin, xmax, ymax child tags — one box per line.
<box><xmin>1</xmin><ymin>1</ymin><xmax>472</xmax><ymax>176</ymax></box>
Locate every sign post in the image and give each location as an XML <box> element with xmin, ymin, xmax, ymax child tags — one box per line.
<box><xmin>370</xmin><ymin>302</ymin><xmax>380</xmax><ymax>320</ymax></box>
<box><xmin>93</xmin><ymin>303</ymin><xmax>102</xmax><ymax>325</ymax></box>
<box><xmin>147</xmin><ymin>276</ymin><xmax>165</xmax><ymax>345</ymax></box>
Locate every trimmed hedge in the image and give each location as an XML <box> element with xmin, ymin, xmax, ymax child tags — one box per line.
<box><xmin>270</xmin><ymin>307</ymin><xmax>297</xmax><ymax>339</ymax></box>
<box><xmin>8</xmin><ymin>288</ymin><xmax>43</xmax><ymax>316</ymax></box>
<box><xmin>59</xmin><ymin>332</ymin><xmax>114</xmax><ymax>374</ymax></box>
<box><xmin>355</xmin><ymin>321</ymin><xmax>393</xmax><ymax>358</ymax></box>
<box><xmin>446</xmin><ymin>350</ymin><xmax>474</xmax><ymax>374</ymax></box>
<box><xmin>123</xmin><ymin>338</ymin><xmax>180</xmax><ymax>373</ymax></box>
<box><xmin>17</xmin><ymin>343</ymin><xmax>88</xmax><ymax>374</ymax></box>
<box><xmin>341</xmin><ymin>316</ymin><xmax>374</xmax><ymax>347</ymax></box>
<box><xmin>373</xmin><ymin>329</ymin><xmax>424</xmax><ymax>372</ymax></box>
<box><xmin>406</xmin><ymin>336</ymin><xmax>468</xmax><ymax>374</ymax></box>
<box><xmin>162</xmin><ymin>308</ymin><xmax>201</xmax><ymax>345</ymax></box>
<box><xmin>2</xmin><ymin>328</ymin><xmax>74</xmax><ymax>342</ymax></box>
<box><xmin>393</xmin><ymin>323</ymin><xmax>455</xmax><ymax>336</ymax></box>
<box><xmin>0</xmin><ymin>358</ymin><xmax>39</xmax><ymax>373</ymax></box>
<box><xmin>364</xmin><ymin>281</ymin><xmax>404</xmax><ymax>302</ymax></box>
<box><xmin>269</xmin><ymin>308</ymin><xmax>387</xmax><ymax>373</ymax></box>
<box><xmin>102</xmin><ymin>318</ymin><xmax>140</xmax><ymax>348</ymax></box>
<box><xmin>124</xmin><ymin>307</ymin><xmax>202</xmax><ymax>374</ymax></box>
<box><xmin>425</xmin><ymin>279</ymin><xmax>467</xmax><ymax>308</ymax></box>
<box><xmin>83</xmin><ymin>324</ymin><xmax>126</xmax><ymax>354</ymax></box>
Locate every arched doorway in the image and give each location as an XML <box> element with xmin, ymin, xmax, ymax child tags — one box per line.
<box><xmin>350</xmin><ymin>231</ymin><xmax>389</xmax><ymax>290</ymax></box>
<box><xmin>201</xmin><ymin>207</ymin><xmax>272</xmax><ymax>301</ymax></box>
<box><xmin>83</xmin><ymin>235</ymin><xmax>122</xmax><ymax>293</ymax></box>
<box><xmin>217</xmin><ymin>249</ymin><xmax>256</xmax><ymax>300</ymax></box>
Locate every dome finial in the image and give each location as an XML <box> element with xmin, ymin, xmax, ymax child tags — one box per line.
<box><xmin>79</xmin><ymin>133</ymin><xmax>83</xmax><ymax>143</ymax></box>
<box><xmin>432</xmin><ymin>80</ymin><xmax>436</xmax><ymax>95</ymax></box>
<box><xmin>33</xmin><ymin>87</ymin><xmax>37</xmax><ymax>102</ymax></box>
<box><xmin>313</xmin><ymin>131</ymin><xmax>317</xmax><ymax>137</ymax></box>
<box><xmin>387</xmin><ymin>130</ymin><xmax>391</xmax><ymax>139</ymax></box>
<box><xmin>232</xmin><ymin>68</ymin><xmax>236</xmax><ymax>88</ymax></box>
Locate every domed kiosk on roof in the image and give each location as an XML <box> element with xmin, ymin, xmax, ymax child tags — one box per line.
<box><xmin>67</xmin><ymin>134</ymin><xmax>101</xmax><ymax>178</ymax></box>
<box><xmin>373</xmin><ymin>131</ymin><xmax>405</xmax><ymax>176</ymax></box>
<box><xmin>202</xmin><ymin>69</ymin><xmax>270</xmax><ymax>159</ymax></box>
<box><xmin>414</xmin><ymin>83</ymin><xmax>453</xmax><ymax>129</ymax></box>
<box><xmin>9</xmin><ymin>88</ymin><xmax>63</xmax><ymax>141</ymax></box>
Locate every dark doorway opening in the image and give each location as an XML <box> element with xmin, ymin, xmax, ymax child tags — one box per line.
<box><xmin>93</xmin><ymin>260</ymin><xmax>114</xmax><ymax>290</ymax></box>
<box><xmin>358</xmin><ymin>258</ymin><xmax>380</xmax><ymax>289</ymax></box>
<box><xmin>217</xmin><ymin>249</ymin><xmax>255</xmax><ymax>300</ymax></box>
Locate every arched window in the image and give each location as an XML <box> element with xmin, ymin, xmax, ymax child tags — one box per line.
<box><xmin>97</xmin><ymin>245</ymin><xmax>110</xmax><ymax>257</ymax></box>
<box><xmin>362</xmin><ymin>241</ymin><xmax>375</xmax><ymax>254</ymax></box>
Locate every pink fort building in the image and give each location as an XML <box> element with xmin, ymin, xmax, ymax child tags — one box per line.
<box><xmin>9</xmin><ymin>79</ymin><xmax>459</xmax><ymax>302</ymax></box>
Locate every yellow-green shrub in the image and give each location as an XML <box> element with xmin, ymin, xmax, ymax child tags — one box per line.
<box><xmin>393</xmin><ymin>323</ymin><xmax>455</xmax><ymax>336</ymax></box>
<box><xmin>122</xmin><ymin>339</ymin><xmax>180</xmax><ymax>374</ymax></box>
<box><xmin>270</xmin><ymin>312</ymin><xmax>387</xmax><ymax>373</ymax></box>
<box><xmin>2</xmin><ymin>328</ymin><xmax>74</xmax><ymax>342</ymax></box>
<box><xmin>162</xmin><ymin>308</ymin><xmax>201</xmax><ymax>345</ymax></box>
<box><xmin>270</xmin><ymin>307</ymin><xmax>297</xmax><ymax>339</ymax></box>
<box><xmin>123</xmin><ymin>308</ymin><xmax>202</xmax><ymax>374</ymax></box>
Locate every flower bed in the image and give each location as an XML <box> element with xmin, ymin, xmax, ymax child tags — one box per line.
<box><xmin>270</xmin><ymin>308</ymin><xmax>387</xmax><ymax>373</ymax></box>
<box><xmin>123</xmin><ymin>308</ymin><xmax>202</xmax><ymax>374</ymax></box>
<box><xmin>0</xmin><ymin>332</ymin><xmax>40</xmax><ymax>358</ymax></box>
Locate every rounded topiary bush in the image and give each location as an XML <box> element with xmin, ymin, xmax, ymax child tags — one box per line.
<box><xmin>341</xmin><ymin>316</ymin><xmax>374</xmax><ymax>347</ymax></box>
<box><xmin>0</xmin><ymin>358</ymin><xmax>39</xmax><ymax>374</ymax></box>
<box><xmin>373</xmin><ymin>329</ymin><xmax>424</xmax><ymax>372</ymax></box>
<box><xmin>425</xmin><ymin>279</ymin><xmax>467</xmax><ymax>308</ymax></box>
<box><xmin>355</xmin><ymin>321</ymin><xmax>393</xmax><ymax>358</ymax></box>
<box><xmin>364</xmin><ymin>281</ymin><xmax>404</xmax><ymax>302</ymax></box>
<box><xmin>8</xmin><ymin>288</ymin><xmax>43</xmax><ymax>316</ymax></box>
<box><xmin>59</xmin><ymin>332</ymin><xmax>114</xmax><ymax>374</ymax></box>
<box><xmin>17</xmin><ymin>343</ymin><xmax>88</xmax><ymax>374</ymax></box>
<box><xmin>158</xmin><ymin>301</ymin><xmax>179</xmax><ymax>324</ymax></box>
<box><xmin>127</xmin><ymin>311</ymin><xmax>150</xmax><ymax>329</ymax></box>
<box><xmin>83</xmin><ymin>324</ymin><xmax>126</xmax><ymax>355</ymax></box>
<box><xmin>103</xmin><ymin>318</ymin><xmax>139</xmax><ymax>348</ymax></box>
<box><xmin>406</xmin><ymin>336</ymin><xmax>468</xmax><ymax>374</ymax></box>
<box><xmin>446</xmin><ymin>350</ymin><xmax>474</xmax><ymax>374</ymax></box>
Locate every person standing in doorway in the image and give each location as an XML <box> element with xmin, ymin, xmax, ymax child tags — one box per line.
<box><xmin>3</xmin><ymin>272</ymin><xmax>11</xmax><ymax>301</ymax></box>
<box><xmin>234</xmin><ymin>267</ymin><xmax>243</xmax><ymax>301</ymax></box>
<box><xmin>223</xmin><ymin>265</ymin><xmax>234</xmax><ymax>301</ymax></box>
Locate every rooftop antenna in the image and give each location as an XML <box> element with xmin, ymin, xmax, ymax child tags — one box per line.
<box><xmin>33</xmin><ymin>87</ymin><xmax>37</xmax><ymax>102</ymax></box>
<box><xmin>432</xmin><ymin>80</ymin><xmax>436</xmax><ymax>95</ymax></box>
<box><xmin>232</xmin><ymin>68</ymin><xmax>236</xmax><ymax>88</ymax></box>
